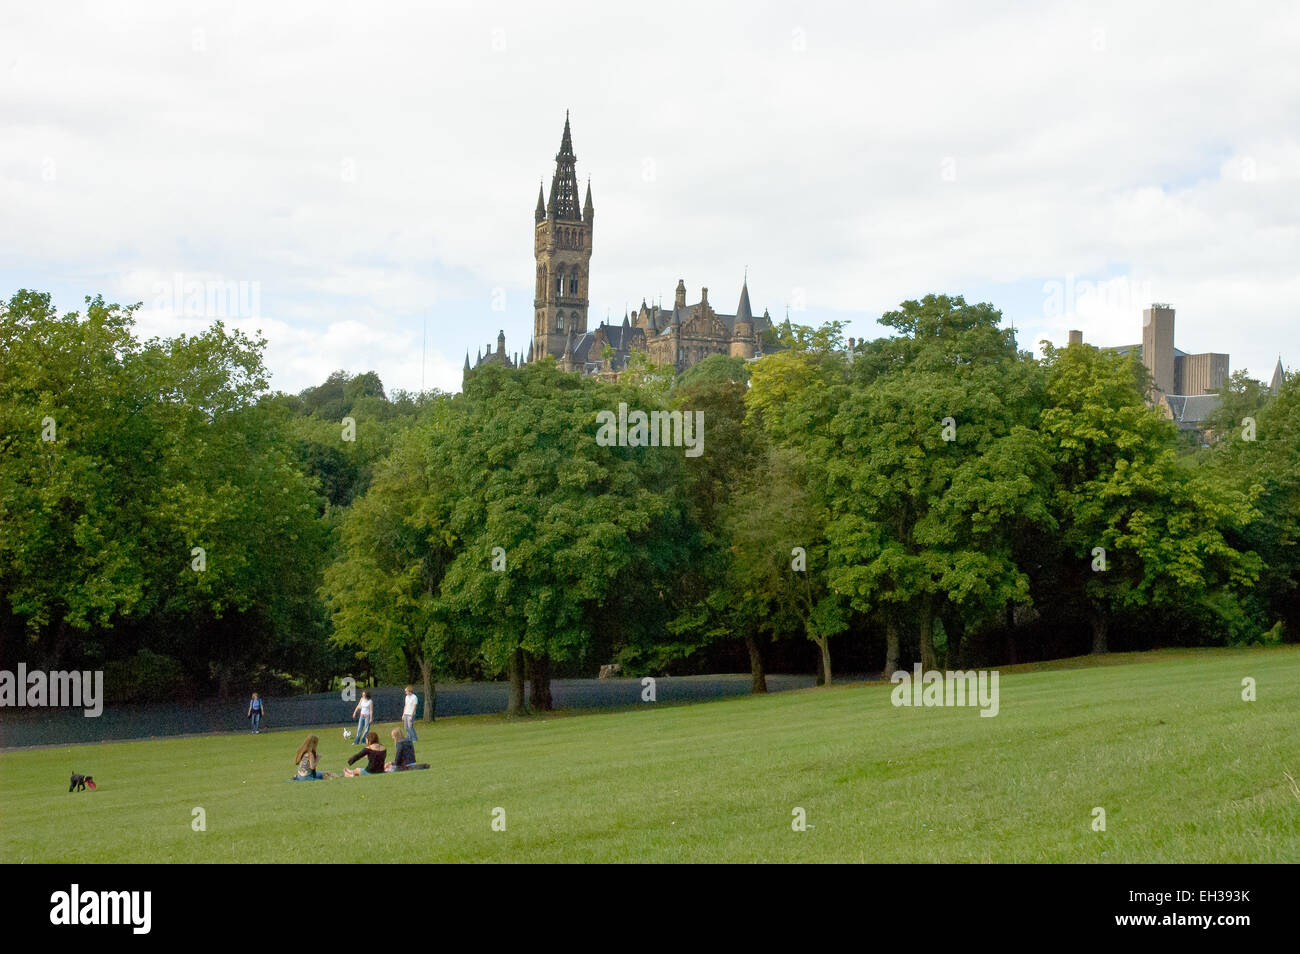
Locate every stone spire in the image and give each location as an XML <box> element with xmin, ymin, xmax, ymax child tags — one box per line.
<box><xmin>583</xmin><ymin>178</ymin><xmax>594</xmax><ymax>224</ymax></box>
<box><xmin>535</xmin><ymin>182</ymin><xmax>546</xmax><ymax>223</ymax></box>
<box><xmin>463</xmin><ymin>351</ymin><xmax>470</xmax><ymax>372</ymax></box>
<box><xmin>735</xmin><ymin>276</ymin><xmax>753</xmax><ymax>325</ymax></box>
<box><xmin>1271</xmin><ymin>356</ymin><xmax>1285</xmax><ymax>395</ymax></box>
<box><xmin>546</xmin><ymin>111</ymin><xmax>581</xmax><ymax>221</ymax></box>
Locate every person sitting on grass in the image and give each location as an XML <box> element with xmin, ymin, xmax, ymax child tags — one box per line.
<box><xmin>344</xmin><ymin>731</ymin><xmax>386</xmax><ymax>776</ymax></box>
<box><xmin>293</xmin><ymin>735</ymin><xmax>329</xmax><ymax>780</ymax></box>
<box><xmin>385</xmin><ymin>728</ymin><xmax>430</xmax><ymax>772</ymax></box>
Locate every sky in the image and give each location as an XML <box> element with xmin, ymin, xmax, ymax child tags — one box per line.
<box><xmin>2</xmin><ymin>0</ymin><xmax>1297</xmax><ymax>396</ymax></box>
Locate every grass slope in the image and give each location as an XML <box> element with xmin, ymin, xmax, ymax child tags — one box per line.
<box><xmin>2</xmin><ymin>647</ymin><xmax>1297</xmax><ymax>863</ymax></box>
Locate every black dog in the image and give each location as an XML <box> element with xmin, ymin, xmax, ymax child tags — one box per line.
<box><xmin>69</xmin><ymin>773</ymin><xmax>96</xmax><ymax>792</ymax></box>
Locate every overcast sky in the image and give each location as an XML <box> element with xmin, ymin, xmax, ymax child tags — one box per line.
<box><xmin>3</xmin><ymin>1</ymin><xmax>1297</xmax><ymax>395</ymax></box>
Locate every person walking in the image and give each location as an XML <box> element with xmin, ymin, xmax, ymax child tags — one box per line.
<box><xmin>247</xmin><ymin>692</ymin><xmax>265</xmax><ymax>734</ymax></box>
<box><xmin>402</xmin><ymin>686</ymin><xmax>419</xmax><ymax>742</ymax></box>
<box><xmin>351</xmin><ymin>690</ymin><xmax>373</xmax><ymax>745</ymax></box>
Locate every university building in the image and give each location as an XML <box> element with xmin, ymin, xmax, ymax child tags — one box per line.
<box><xmin>465</xmin><ymin>114</ymin><xmax>774</xmax><ymax>383</ymax></box>
<box><xmin>1068</xmin><ymin>304</ymin><xmax>1283</xmax><ymax>434</ymax></box>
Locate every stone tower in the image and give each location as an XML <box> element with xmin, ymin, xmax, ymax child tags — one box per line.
<box><xmin>533</xmin><ymin>112</ymin><xmax>593</xmax><ymax>361</ymax></box>
<box><xmin>1141</xmin><ymin>303</ymin><xmax>1176</xmax><ymax>397</ymax></box>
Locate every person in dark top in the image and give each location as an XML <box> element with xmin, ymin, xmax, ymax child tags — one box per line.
<box><xmin>344</xmin><ymin>731</ymin><xmax>386</xmax><ymax>775</ymax></box>
<box><xmin>386</xmin><ymin>728</ymin><xmax>429</xmax><ymax>771</ymax></box>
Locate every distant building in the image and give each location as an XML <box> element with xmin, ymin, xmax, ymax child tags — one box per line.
<box><xmin>1066</xmin><ymin>304</ymin><xmax>1230</xmax><ymax>434</ymax></box>
<box><xmin>466</xmin><ymin>114</ymin><xmax>773</xmax><ymax>385</ymax></box>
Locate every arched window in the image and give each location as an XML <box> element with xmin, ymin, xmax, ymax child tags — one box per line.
<box><xmin>556</xmin><ymin>271</ymin><xmax>563</xmax><ymax>296</ymax></box>
<box><xmin>569</xmin><ymin>267</ymin><xmax>579</xmax><ymax>295</ymax></box>
<box><xmin>557</xmin><ymin>313</ymin><xmax>564</xmax><ymax>332</ymax></box>
<box><xmin>571</xmin><ymin>311</ymin><xmax>579</xmax><ymax>330</ymax></box>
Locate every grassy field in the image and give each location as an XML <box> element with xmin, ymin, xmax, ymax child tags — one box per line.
<box><xmin>2</xmin><ymin>647</ymin><xmax>1298</xmax><ymax>863</ymax></box>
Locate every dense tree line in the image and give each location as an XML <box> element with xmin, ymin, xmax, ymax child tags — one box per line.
<box><xmin>2</xmin><ymin>289</ymin><xmax>1294</xmax><ymax>710</ymax></box>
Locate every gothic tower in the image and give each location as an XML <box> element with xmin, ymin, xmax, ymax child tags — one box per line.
<box><xmin>534</xmin><ymin>112</ymin><xmax>593</xmax><ymax>361</ymax></box>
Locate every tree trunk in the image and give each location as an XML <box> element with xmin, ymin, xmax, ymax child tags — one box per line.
<box><xmin>1091</xmin><ymin>613</ymin><xmax>1109</xmax><ymax>655</ymax></box>
<box><xmin>744</xmin><ymin>632</ymin><xmax>768</xmax><ymax>694</ymax></box>
<box><xmin>814</xmin><ymin>643</ymin><xmax>825</xmax><ymax>686</ymax></box>
<box><xmin>944</xmin><ymin>612</ymin><xmax>965</xmax><ymax>670</ymax></box>
<box><xmin>884</xmin><ymin>617</ymin><xmax>900</xmax><ymax>678</ymax></box>
<box><xmin>817</xmin><ymin>637</ymin><xmax>833</xmax><ymax>687</ymax></box>
<box><xmin>528</xmin><ymin>652</ymin><xmax>553</xmax><ymax>711</ymax></box>
<box><xmin>919</xmin><ymin>601</ymin><xmax>938</xmax><ymax>672</ymax></box>
<box><xmin>51</xmin><ymin>618</ymin><xmax>69</xmax><ymax>670</ymax></box>
<box><xmin>418</xmin><ymin>656</ymin><xmax>436</xmax><ymax>723</ymax></box>
<box><xmin>506</xmin><ymin>647</ymin><xmax>527</xmax><ymax>718</ymax></box>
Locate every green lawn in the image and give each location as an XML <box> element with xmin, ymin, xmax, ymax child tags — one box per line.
<box><xmin>3</xmin><ymin>647</ymin><xmax>1298</xmax><ymax>862</ymax></box>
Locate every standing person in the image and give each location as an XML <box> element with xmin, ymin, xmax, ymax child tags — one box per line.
<box><xmin>247</xmin><ymin>692</ymin><xmax>265</xmax><ymax>734</ymax></box>
<box><xmin>351</xmin><ymin>690</ymin><xmax>373</xmax><ymax>745</ymax></box>
<box><xmin>402</xmin><ymin>686</ymin><xmax>419</xmax><ymax>742</ymax></box>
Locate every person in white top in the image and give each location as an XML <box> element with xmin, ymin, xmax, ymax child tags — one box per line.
<box><xmin>402</xmin><ymin>686</ymin><xmax>419</xmax><ymax>742</ymax></box>
<box><xmin>351</xmin><ymin>691</ymin><xmax>373</xmax><ymax>746</ymax></box>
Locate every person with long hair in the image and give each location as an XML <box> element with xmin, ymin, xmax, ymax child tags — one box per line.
<box><xmin>385</xmin><ymin>728</ymin><xmax>430</xmax><ymax>771</ymax></box>
<box><xmin>350</xmin><ymin>690</ymin><xmax>372</xmax><ymax>745</ymax></box>
<box><xmin>293</xmin><ymin>735</ymin><xmax>327</xmax><ymax>780</ymax></box>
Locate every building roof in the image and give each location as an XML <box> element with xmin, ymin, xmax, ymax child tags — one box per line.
<box><xmin>1163</xmin><ymin>393</ymin><xmax>1221</xmax><ymax>428</ymax></box>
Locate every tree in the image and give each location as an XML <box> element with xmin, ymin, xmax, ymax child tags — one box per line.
<box><xmin>1201</xmin><ymin>369</ymin><xmax>1299</xmax><ymax>639</ymax></box>
<box><xmin>826</xmin><ymin>296</ymin><xmax>1051</xmax><ymax>671</ymax></box>
<box><xmin>322</xmin><ymin>402</ymin><xmax>460</xmax><ymax>721</ymax></box>
<box><xmin>1038</xmin><ymin>340</ymin><xmax>1259</xmax><ymax>652</ymax></box>
<box><xmin>433</xmin><ymin>360</ymin><xmax>689</xmax><ymax>716</ymax></box>
<box><xmin>0</xmin><ymin>290</ymin><xmax>333</xmax><ymax>694</ymax></box>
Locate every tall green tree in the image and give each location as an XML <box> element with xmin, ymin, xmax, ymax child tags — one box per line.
<box><xmin>1038</xmin><ymin>340</ymin><xmax>1259</xmax><ymax>652</ymax></box>
<box><xmin>826</xmin><ymin>296</ymin><xmax>1051</xmax><ymax>671</ymax></box>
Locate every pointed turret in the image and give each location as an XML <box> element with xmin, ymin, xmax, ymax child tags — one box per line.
<box><xmin>1271</xmin><ymin>356</ymin><xmax>1285</xmax><ymax>395</ymax></box>
<box><xmin>535</xmin><ymin>182</ymin><xmax>546</xmax><ymax>223</ymax></box>
<box><xmin>463</xmin><ymin>351</ymin><xmax>471</xmax><ymax>372</ymax></box>
<box><xmin>583</xmin><ymin>178</ymin><xmax>594</xmax><ymax>224</ymax></box>
<box><xmin>735</xmin><ymin>277</ymin><xmax>753</xmax><ymax>325</ymax></box>
<box><xmin>564</xmin><ymin>326</ymin><xmax>575</xmax><ymax>359</ymax></box>
<box><xmin>546</xmin><ymin>111</ymin><xmax>581</xmax><ymax>221</ymax></box>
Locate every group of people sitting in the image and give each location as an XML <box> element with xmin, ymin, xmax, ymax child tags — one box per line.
<box><xmin>292</xmin><ymin>728</ymin><xmax>429</xmax><ymax>780</ymax></box>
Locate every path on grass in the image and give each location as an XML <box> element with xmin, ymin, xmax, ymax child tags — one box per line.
<box><xmin>0</xmin><ymin>673</ymin><xmax>830</xmax><ymax>749</ymax></box>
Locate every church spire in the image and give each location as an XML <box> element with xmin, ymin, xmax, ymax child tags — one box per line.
<box><xmin>735</xmin><ymin>274</ymin><xmax>753</xmax><ymax>324</ymax></box>
<box><xmin>583</xmin><ymin>178</ymin><xmax>594</xmax><ymax>224</ymax></box>
<box><xmin>1271</xmin><ymin>356</ymin><xmax>1285</xmax><ymax>395</ymax></box>
<box><xmin>546</xmin><ymin>111</ymin><xmax>582</xmax><ymax>221</ymax></box>
<box><xmin>535</xmin><ymin>182</ymin><xmax>546</xmax><ymax>223</ymax></box>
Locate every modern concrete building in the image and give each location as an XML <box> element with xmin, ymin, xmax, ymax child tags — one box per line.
<box><xmin>1066</xmin><ymin>304</ymin><xmax>1231</xmax><ymax>434</ymax></box>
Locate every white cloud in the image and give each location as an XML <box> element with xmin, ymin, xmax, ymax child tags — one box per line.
<box><xmin>2</xmin><ymin>0</ymin><xmax>1297</xmax><ymax>389</ymax></box>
